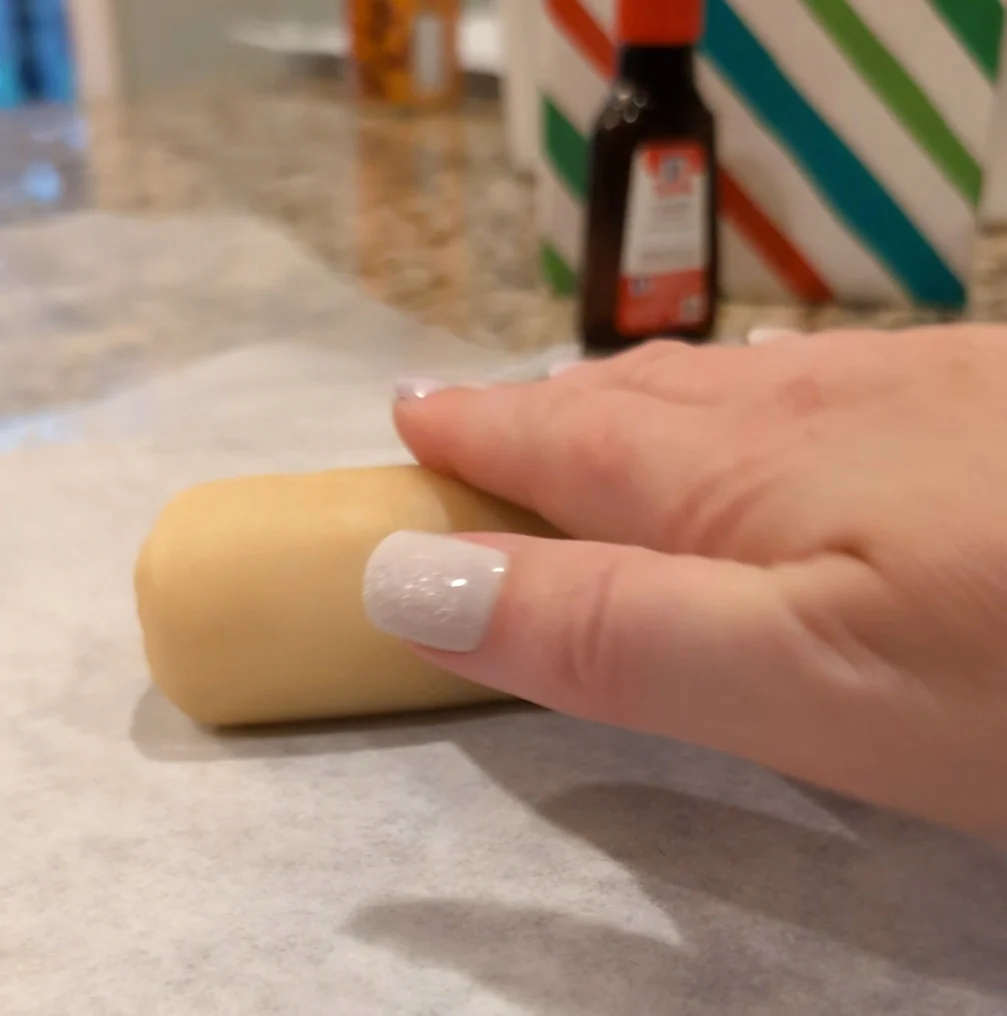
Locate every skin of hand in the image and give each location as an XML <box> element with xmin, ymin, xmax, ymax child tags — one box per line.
<box><xmin>384</xmin><ymin>326</ymin><xmax>1007</xmax><ymax>840</ymax></box>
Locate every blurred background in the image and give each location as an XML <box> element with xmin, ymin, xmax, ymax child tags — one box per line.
<box><xmin>3</xmin><ymin>0</ymin><xmax>1007</xmax><ymax>420</ymax></box>
<box><xmin>0</xmin><ymin>0</ymin><xmax>573</xmax><ymax>425</ymax></box>
<box><xmin>2</xmin><ymin>0</ymin><xmax>499</xmax><ymax>104</ymax></box>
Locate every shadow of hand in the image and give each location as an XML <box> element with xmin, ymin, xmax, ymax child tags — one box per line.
<box><xmin>537</xmin><ymin>783</ymin><xmax>1007</xmax><ymax>994</ymax></box>
<box><xmin>134</xmin><ymin>682</ymin><xmax>1007</xmax><ymax>1004</ymax></box>
<box><xmin>349</xmin><ymin>898</ymin><xmax>685</xmax><ymax>1016</ymax></box>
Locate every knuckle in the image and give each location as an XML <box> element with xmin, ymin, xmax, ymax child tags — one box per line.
<box><xmin>772</xmin><ymin>370</ymin><xmax>832</xmax><ymax>418</ymax></box>
<box><xmin>550</xmin><ymin>550</ymin><xmax>629</xmax><ymax>711</ymax></box>
<box><xmin>571</xmin><ymin>419</ymin><xmax>640</xmax><ymax>500</ymax></box>
<box><xmin>655</xmin><ymin>437</ymin><xmax>788</xmax><ymax>557</ymax></box>
<box><xmin>518</xmin><ymin>384</ymin><xmax>587</xmax><ymax>500</ymax></box>
<box><xmin>529</xmin><ymin>380</ymin><xmax>586</xmax><ymax>435</ymax></box>
<box><xmin>534</xmin><ymin>387</ymin><xmax>638</xmax><ymax>490</ymax></box>
<box><xmin>611</xmin><ymin>339</ymin><xmax>694</xmax><ymax>389</ymax></box>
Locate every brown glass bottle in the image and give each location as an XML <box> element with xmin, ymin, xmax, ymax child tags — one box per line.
<box><xmin>580</xmin><ymin>1</ymin><xmax>718</xmax><ymax>354</ymax></box>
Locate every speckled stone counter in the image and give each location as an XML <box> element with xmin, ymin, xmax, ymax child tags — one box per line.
<box><xmin>3</xmin><ymin>81</ymin><xmax>1007</xmax><ymax>419</ymax></box>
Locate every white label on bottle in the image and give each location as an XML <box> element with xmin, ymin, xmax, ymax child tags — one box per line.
<box><xmin>412</xmin><ymin>13</ymin><xmax>447</xmax><ymax>96</ymax></box>
<box><xmin>618</xmin><ymin>141</ymin><xmax>710</xmax><ymax>334</ymax></box>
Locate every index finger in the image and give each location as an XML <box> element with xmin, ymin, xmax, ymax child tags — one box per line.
<box><xmin>394</xmin><ymin>378</ymin><xmax>726</xmax><ymax>550</ymax></box>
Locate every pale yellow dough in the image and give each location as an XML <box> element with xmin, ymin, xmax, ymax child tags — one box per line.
<box><xmin>135</xmin><ymin>466</ymin><xmax>554</xmax><ymax>727</ymax></box>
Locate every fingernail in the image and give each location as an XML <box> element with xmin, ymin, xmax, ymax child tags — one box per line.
<box><xmin>747</xmin><ymin>327</ymin><xmax>803</xmax><ymax>346</ymax></box>
<box><xmin>395</xmin><ymin>377</ymin><xmax>449</xmax><ymax>401</ymax></box>
<box><xmin>395</xmin><ymin>378</ymin><xmax>492</xmax><ymax>401</ymax></box>
<box><xmin>548</xmin><ymin>358</ymin><xmax>582</xmax><ymax>378</ymax></box>
<box><xmin>363</xmin><ymin>531</ymin><xmax>509</xmax><ymax>653</ymax></box>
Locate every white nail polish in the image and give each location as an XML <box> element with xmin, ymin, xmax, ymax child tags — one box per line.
<box><xmin>747</xmin><ymin>327</ymin><xmax>803</xmax><ymax>346</ymax></box>
<box><xmin>548</xmin><ymin>358</ymin><xmax>582</xmax><ymax>378</ymax></box>
<box><xmin>395</xmin><ymin>377</ymin><xmax>448</xmax><ymax>401</ymax></box>
<box><xmin>363</xmin><ymin>532</ymin><xmax>509</xmax><ymax>653</ymax></box>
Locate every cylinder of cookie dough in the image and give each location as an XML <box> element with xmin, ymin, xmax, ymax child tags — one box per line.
<box><xmin>135</xmin><ymin>466</ymin><xmax>555</xmax><ymax>727</ymax></box>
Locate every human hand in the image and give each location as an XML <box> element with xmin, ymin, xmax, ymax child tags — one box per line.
<box><xmin>364</xmin><ymin>327</ymin><xmax>1007</xmax><ymax>839</ymax></box>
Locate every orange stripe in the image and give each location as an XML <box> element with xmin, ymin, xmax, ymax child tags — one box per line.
<box><xmin>718</xmin><ymin>172</ymin><xmax>833</xmax><ymax>302</ymax></box>
<box><xmin>545</xmin><ymin>0</ymin><xmax>833</xmax><ymax>303</ymax></box>
<box><xmin>545</xmin><ymin>0</ymin><xmax>615</xmax><ymax>75</ymax></box>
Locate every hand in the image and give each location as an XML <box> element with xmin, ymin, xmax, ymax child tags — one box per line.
<box><xmin>366</xmin><ymin>327</ymin><xmax>1007</xmax><ymax>839</ymax></box>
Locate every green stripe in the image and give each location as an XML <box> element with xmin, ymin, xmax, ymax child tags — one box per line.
<box><xmin>925</xmin><ymin>0</ymin><xmax>1004</xmax><ymax>80</ymax></box>
<box><xmin>540</xmin><ymin>242</ymin><xmax>578</xmax><ymax>295</ymax></box>
<box><xmin>800</xmin><ymin>0</ymin><xmax>982</xmax><ymax>206</ymax></box>
<box><xmin>544</xmin><ymin>97</ymin><xmax>589</xmax><ymax>200</ymax></box>
<box><xmin>705</xmin><ymin>0</ymin><xmax>964</xmax><ymax>305</ymax></box>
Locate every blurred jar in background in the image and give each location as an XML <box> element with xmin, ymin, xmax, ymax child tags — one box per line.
<box><xmin>350</xmin><ymin>0</ymin><xmax>462</xmax><ymax>110</ymax></box>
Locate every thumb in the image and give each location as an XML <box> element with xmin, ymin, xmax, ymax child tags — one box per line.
<box><xmin>363</xmin><ymin>531</ymin><xmax>871</xmax><ymax>778</ymax></box>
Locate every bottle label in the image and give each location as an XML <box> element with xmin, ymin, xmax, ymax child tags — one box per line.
<box><xmin>617</xmin><ymin>141</ymin><xmax>710</xmax><ymax>335</ymax></box>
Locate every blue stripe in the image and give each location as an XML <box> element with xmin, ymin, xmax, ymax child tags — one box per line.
<box><xmin>27</xmin><ymin>0</ymin><xmax>76</xmax><ymax>103</ymax></box>
<box><xmin>701</xmin><ymin>0</ymin><xmax>967</xmax><ymax>307</ymax></box>
<box><xmin>0</xmin><ymin>0</ymin><xmax>25</xmax><ymax>109</ymax></box>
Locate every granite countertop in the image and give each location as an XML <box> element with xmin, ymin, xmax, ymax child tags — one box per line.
<box><xmin>2</xmin><ymin>79</ymin><xmax>1007</xmax><ymax>415</ymax></box>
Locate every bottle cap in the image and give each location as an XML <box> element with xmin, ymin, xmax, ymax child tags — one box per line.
<box><xmin>617</xmin><ymin>0</ymin><xmax>705</xmax><ymax>47</ymax></box>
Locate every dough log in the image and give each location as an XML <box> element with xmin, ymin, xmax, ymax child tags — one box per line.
<box><xmin>135</xmin><ymin>466</ymin><xmax>555</xmax><ymax>727</ymax></box>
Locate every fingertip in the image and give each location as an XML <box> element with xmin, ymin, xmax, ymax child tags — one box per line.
<box><xmin>392</xmin><ymin>384</ymin><xmax>459</xmax><ymax>472</ymax></box>
<box><xmin>394</xmin><ymin>377</ymin><xmax>453</xmax><ymax>402</ymax></box>
<box><xmin>747</xmin><ymin>327</ymin><xmax>805</xmax><ymax>346</ymax></box>
<box><xmin>548</xmin><ymin>357</ymin><xmax>584</xmax><ymax>378</ymax></box>
<box><xmin>391</xmin><ymin>382</ymin><xmax>519</xmax><ymax>487</ymax></box>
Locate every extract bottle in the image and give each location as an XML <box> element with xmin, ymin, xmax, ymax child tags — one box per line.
<box><xmin>580</xmin><ymin>0</ymin><xmax>718</xmax><ymax>352</ymax></box>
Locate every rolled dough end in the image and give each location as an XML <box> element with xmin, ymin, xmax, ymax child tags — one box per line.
<box><xmin>135</xmin><ymin>466</ymin><xmax>551</xmax><ymax>726</ymax></box>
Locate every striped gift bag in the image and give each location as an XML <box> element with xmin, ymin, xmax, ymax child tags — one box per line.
<box><xmin>0</xmin><ymin>0</ymin><xmax>24</xmax><ymax>108</ymax></box>
<box><xmin>539</xmin><ymin>0</ymin><xmax>1005</xmax><ymax>308</ymax></box>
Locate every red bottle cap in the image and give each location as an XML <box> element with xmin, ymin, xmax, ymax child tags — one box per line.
<box><xmin>617</xmin><ymin>0</ymin><xmax>706</xmax><ymax>47</ymax></box>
